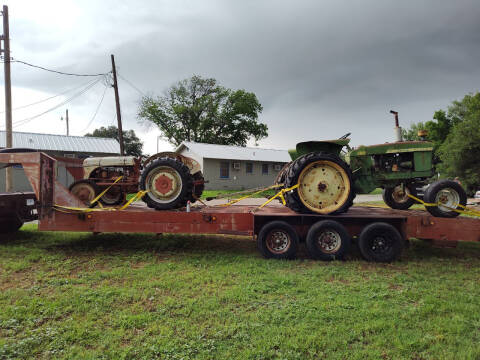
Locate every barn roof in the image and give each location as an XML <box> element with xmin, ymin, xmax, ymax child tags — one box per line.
<box><xmin>0</xmin><ymin>131</ymin><xmax>120</xmax><ymax>154</ymax></box>
<box><xmin>176</xmin><ymin>141</ymin><xmax>290</xmax><ymax>162</ymax></box>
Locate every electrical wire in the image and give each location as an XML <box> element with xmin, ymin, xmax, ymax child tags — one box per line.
<box><xmin>118</xmin><ymin>73</ymin><xmax>146</xmax><ymax>96</ymax></box>
<box><xmin>0</xmin><ymin>79</ymin><xmax>96</xmax><ymax>114</ymax></box>
<box><xmin>78</xmin><ymin>83</ymin><xmax>109</xmax><ymax>134</ymax></box>
<box><xmin>12</xmin><ymin>78</ymin><xmax>102</xmax><ymax>128</ymax></box>
<box><xmin>10</xmin><ymin>58</ymin><xmax>110</xmax><ymax>77</ymax></box>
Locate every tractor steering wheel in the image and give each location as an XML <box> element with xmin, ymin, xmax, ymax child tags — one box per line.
<box><xmin>339</xmin><ymin>132</ymin><xmax>351</xmax><ymax>139</ymax></box>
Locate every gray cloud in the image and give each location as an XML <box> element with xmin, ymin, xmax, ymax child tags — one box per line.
<box><xmin>3</xmin><ymin>0</ymin><xmax>480</xmax><ymax>153</ymax></box>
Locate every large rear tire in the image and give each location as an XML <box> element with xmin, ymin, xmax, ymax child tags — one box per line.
<box><xmin>190</xmin><ymin>171</ymin><xmax>205</xmax><ymax>204</ymax></box>
<box><xmin>284</xmin><ymin>152</ymin><xmax>354</xmax><ymax>214</ymax></box>
<box><xmin>140</xmin><ymin>158</ymin><xmax>193</xmax><ymax>210</ymax></box>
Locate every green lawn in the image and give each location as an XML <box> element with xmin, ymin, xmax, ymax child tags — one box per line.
<box><xmin>1</xmin><ymin>225</ymin><xmax>480</xmax><ymax>359</ymax></box>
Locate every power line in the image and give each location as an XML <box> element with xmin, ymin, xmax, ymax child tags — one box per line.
<box><xmin>0</xmin><ymin>79</ymin><xmax>95</xmax><ymax>113</ymax></box>
<box><xmin>118</xmin><ymin>73</ymin><xmax>146</xmax><ymax>97</ymax></box>
<box><xmin>2</xmin><ymin>57</ymin><xmax>110</xmax><ymax>77</ymax></box>
<box><xmin>12</xmin><ymin>78</ymin><xmax>102</xmax><ymax>128</ymax></box>
<box><xmin>78</xmin><ymin>83</ymin><xmax>109</xmax><ymax>134</ymax></box>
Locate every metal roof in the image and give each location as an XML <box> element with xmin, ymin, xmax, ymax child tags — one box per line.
<box><xmin>0</xmin><ymin>131</ymin><xmax>120</xmax><ymax>154</ymax></box>
<box><xmin>176</xmin><ymin>141</ymin><xmax>291</xmax><ymax>162</ymax></box>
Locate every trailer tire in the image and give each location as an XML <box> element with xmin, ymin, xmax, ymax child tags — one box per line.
<box><xmin>0</xmin><ymin>216</ymin><xmax>23</xmax><ymax>234</ymax></box>
<box><xmin>306</xmin><ymin>220</ymin><xmax>351</xmax><ymax>260</ymax></box>
<box><xmin>140</xmin><ymin>158</ymin><xmax>193</xmax><ymax>210</ymax></box>
<box><xmin>358</xmin><ymin>222</ymin><xmax>404</xmax><ymax>262</ymax></box>
<box><xmin>257</xmin><ymin>221</ymin><xmax>298</xmax><ymax>260</ymax></box>
<box><xmin>423</xmin><ymin>180</ymin><xmax>467</xmax><ymax>218</ymax></box>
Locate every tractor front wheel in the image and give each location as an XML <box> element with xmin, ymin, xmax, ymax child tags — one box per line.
<box><xmin>423</xmin><ymin>180</ymin><xmax>467</xmax><ymax>218</ymax></box>
<box><xmin>382</xmin><ymin>184</ymin><xmax>416</xmax><ymax>210</ymax></box>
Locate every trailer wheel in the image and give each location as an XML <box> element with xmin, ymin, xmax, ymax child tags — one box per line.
<box><xmin>140</xmin><ymin>158</ymin><xmax>193</xmax><ymax>210</ymax></box>
<box><xmin>0</xmin><ymin>216</ymin><xmax>23</xmax><ymax>234</ymax></box>
<box><xmin>358</xmin><ymin>222</ymin><xmax>404</xmax><ymax>262</ymax></box>
<box><xmin>257</xmin><ymin>221</ymin><xmax>298</xmax><ymax>260</ymax></box>
<box><xmin>382</xmin><ymin>184</ymin><xmax>416</xmax><ymax>210</ymax></box>
<box><xmin>306</xmin><ymin>220</ymin><xmax>351</xmax><ymax>260</ymax></box>
<box><xmin>423</xmin><ymin>180</ymin><xmax>467</xmax><ymax>218</ymax></box>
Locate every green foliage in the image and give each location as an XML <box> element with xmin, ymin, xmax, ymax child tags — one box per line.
<box><xmin>1</xmin><ymin>225</ymin><xmax>480</xmax><ymax>359</ymax></box>
<box><xmin>402</xmin><ymin>110</ymin><xmax>452</xmax><ymax>152</ymax></box>
<box><xmin>438</xmin><ymin>93</ymin><xmax>480</xmax><ymax>194</ymax></box>
<box><xmin>138</xmin><ymin>75</ymin><xmax>267</xmax><ymax>147</ymax></box>
<box><xmin>85</xmin><ymin>126</ymin><xmax>143</xmax><ymax>157</ymax></box>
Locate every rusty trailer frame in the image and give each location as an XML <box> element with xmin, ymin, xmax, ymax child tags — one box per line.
<box><xmin>1</xmin><ymin>152</ymin><xmax>479</xmax><ymax>257</ymax></box>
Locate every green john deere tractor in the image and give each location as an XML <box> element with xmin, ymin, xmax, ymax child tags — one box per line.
<box><xmin>277</xmin><ymin>111</ymin><xmax>467</xmax><ymax>218</ymax></box>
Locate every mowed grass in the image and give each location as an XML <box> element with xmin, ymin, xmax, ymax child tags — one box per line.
<box><xmin>1</xmin><ymin>225</ymin><xmax>480</xmax><ymax>359</ymax></box>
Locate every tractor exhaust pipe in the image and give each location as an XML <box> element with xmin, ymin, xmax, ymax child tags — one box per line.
<box><xmin>390</xmin><ymin>110</ymin><xmax>403</xmax><ymax>142</ymax></box>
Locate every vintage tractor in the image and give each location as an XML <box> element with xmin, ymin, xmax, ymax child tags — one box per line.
<box><xmin>69</xmin><ymin>152</ymin><xmax>205</xmax><ymax>210</ymax></box>
<box><xmin>277</xmin><ymin>111</ymin><xmax>467</xmax><ymax>218</ymax></box>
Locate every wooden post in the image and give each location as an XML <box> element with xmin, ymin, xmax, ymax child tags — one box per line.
<box><xmin>110</xmin><ymin>54</ymin><xmax>124</xmax><ymax>155</ymax></box>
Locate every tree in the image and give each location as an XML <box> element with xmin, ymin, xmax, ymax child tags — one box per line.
<box><xmin>85</xmin><ymin>126</ymin><xmax>143</xmax><ymax>157</ymax></box>
<box><xmin>137</xmin><ymin>75</ymin><xmax>268</xmax><ymax>147</ymax></box>
<box><xmin>402</xmin><ymin>110</ymin><xmax>452</xmax><ymax>151</ymax></box>
<box><xmin>438</xmin><ymin>92</ymin><xmax>480</xmax><ymax>195</ymax></box>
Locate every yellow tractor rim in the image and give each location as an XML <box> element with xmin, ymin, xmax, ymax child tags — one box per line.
<box><xmin>297</xmin><ymin>160</ymin><xmax>350</xmax><ymax>214</ymax></box>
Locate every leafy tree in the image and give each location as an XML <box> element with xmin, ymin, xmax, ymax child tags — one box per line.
<box><xmin>85</xmin><ymin>126</ymin><xmax>143</xmax><ymax>157</ymax></box>
<box><xmin>402</xmin><ymin>110</ymin><xmax>452</xmax><ymax>151</ymax></box>
<box><xmin>438</xmin><ymin>92</ymin><xmax>480</xmax><ymax>194</ymax></box>
<box><xmin>137</xmin><ymin>75</ymin><xmax>267</xmax><ymax>147</ymax></box>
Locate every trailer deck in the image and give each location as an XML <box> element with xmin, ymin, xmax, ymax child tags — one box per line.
<box><xmin>1</xmin><ymin>151</ymin><xmax>480</xmax><ymax>262</ymax></box>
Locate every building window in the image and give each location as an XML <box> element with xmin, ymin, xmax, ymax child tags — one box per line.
<box><xmin>262</xmin><ymin>163</ymin><xmax>269</xmax><ymax>174</ymax></box>
<box><xmin>220</xmin><ymin>162</ymin><xmax>230</xmax><ymax>179</ymax></box>
<box><xmin>246</xmin><ymin>162</ymin><xmax>253</xmax><ymax>174</ymax></box>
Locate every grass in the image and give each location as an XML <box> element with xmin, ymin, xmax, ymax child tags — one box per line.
<box><xmin>1</xmin><ymin>224</ymin><xmax>480</xmax><ymax>359</ymax></box>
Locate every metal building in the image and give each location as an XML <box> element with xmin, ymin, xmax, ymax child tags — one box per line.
<box><xmin>0</xmin><ymin>131</ymin><xmax>120</xmax><ymax>192</ymax></box>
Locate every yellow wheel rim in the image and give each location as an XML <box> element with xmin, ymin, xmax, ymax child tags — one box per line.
<box><xmin>297</xmin><ymin>160</ymin><xmax>351</xmax><ymax>214</ymax></box>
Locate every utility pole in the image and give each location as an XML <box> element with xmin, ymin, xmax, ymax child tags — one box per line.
<box><xmin>110</xmin><ymin>54</ymin><xmax>124</xmax><ymax>155</ymax></box>
<box><xmin>61</xmin><ymin>109</ymin><xmax>69</xmax><ymax>136</ymax></box>
<box><xmin>1</xmin><ymin>5</ymin><xmax>12</xmax><ymax>192</ymax></box>
<box><xmin>66</xmin><ymin>109</ymin><xmax>69</xmax><ymax>136</ymax></box>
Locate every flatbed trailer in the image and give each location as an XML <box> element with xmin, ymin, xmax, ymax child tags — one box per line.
<box><xmin>1</xmin><ymin>152</ymin><xmax>480</xmax><ymax>262</ymax></box>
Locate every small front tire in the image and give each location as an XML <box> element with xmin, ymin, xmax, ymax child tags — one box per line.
<box><xmin>382</xmin><ymin>184</ymin><xmax>416</xmax><ymax>210</ymax></box>
<box><xmin>423</xmin><ymin>180</ymin><xmax>467</xmax><ymax>218</ymax></box>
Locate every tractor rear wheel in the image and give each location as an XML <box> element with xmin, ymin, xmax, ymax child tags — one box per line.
<box><xmin>284</xmin><ymin>152</ymin><xmax>354</xmax><ymax>214</ymax></box>
<box><xmin>140</xmin><ymin>158</ymin><xmax>193</xmax><ymax>210</ymax></box>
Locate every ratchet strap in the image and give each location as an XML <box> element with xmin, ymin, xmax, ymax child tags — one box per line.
<box><xmin>407</xmin><ymin>193</ymin><xmax>480</xmax><ymax>218</ymax></box>
<box><xmin>89</xmin><ymin>176</ymin><xmax>123</xmax><ymax>207</ymax></box>
<box><xmin>219</xmin><ymin>184</ymin><xmax>285</xmax><ymax>207</ymax></box>
<box><xmin>257</xmin><ymin>184</ymin><xmax>299</xmax><ymax>209</ymax></box>
<box><xmin>53</xmin><ymin>190</ymin><xmax>148</xmax><ymax>213</ymax></box>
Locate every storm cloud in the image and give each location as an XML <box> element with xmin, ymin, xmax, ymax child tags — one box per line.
<box><xmin>2</xmin><ymin>0</ymin><xmax>480</xmax><ymax>153</ymax></box>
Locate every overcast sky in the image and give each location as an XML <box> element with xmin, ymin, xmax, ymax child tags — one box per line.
<box><xmin>1</xmin><ymin>0</ymin><xmax>479</xmax><ymax>154</ymax></box>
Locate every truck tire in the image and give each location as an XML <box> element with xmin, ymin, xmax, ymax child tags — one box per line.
<box><xmin>306</xmin><ymin>220</ymin><xmax>351</xmax><ymax>260</ymax></box>
<box><xmin>257</xmin><ymin>220</ymin><xmax>298</xmax><ymax>260</ymax></box>
<box><xmin>423</xmin><ymin>180</ymin><xmax>467</xmax><ymax>218</ymax></box>
<box><xmin>0</xmin><ymin>216</ymin><xmax>23</xmax><ymax>234</ymax></box>
<box><xmin>358</xmin><ymin>222</ymin><xmax>404</xmax><ymax>262</ymax></box>
<box><xmin>382</xmin><ymin>184</ymin><xmax>416</xmax><ymax>210</ymax></box>
<box><xmin>284</xmin><ymin>152</ymin><xmax>354</xmax><ymax>214</ymax></box>
<box><xmin>140</xmin><ymin>158</ymin><xmax>193</xmax><ymax>210</ymax></box>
